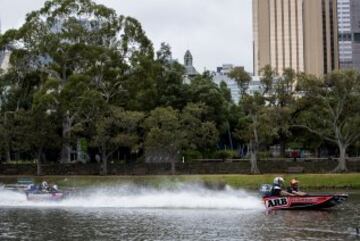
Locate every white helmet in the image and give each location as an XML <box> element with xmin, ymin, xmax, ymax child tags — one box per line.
<box><xmin>53</xmin><ymin>185</ymin><xmax>58</xmax><ymax>190</ymax></box>
<box><xmin>42</xmin><ymin>181</ymin><xmax>48</xmax><ymax>188</ymax></box>
<box><xmin>273</xmin><ymin>177</ymin><xmax>284</xmax><ymax>185</ymax></box>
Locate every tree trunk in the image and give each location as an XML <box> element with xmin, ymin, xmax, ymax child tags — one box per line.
<box><xmin>37</xmin><ymin>147</ymin><xmax>43</xmax><ymax>176</ymax></box>
<box><xmin>171</xmin><ymin>161</ymin><xmax>176</xmax><ymax>175</ymax></box>
<box><xmin>5</xmin><ymin>148</ymin><xmax>11</xmax><ymax>162</ymax></box>
<box><xmin>60</xmin><ymin>118</ymin><xmax>72</xmax><ymax>163</ymax></box>
<box><xmin>61</xmin><ymin>143</ymin><xmax>72</xmax><ymax>163</ymax></box>
<box><xmin>333</xmin><ymin>143</ymin><xmax>348</xmax><ymax>172</ymax></box>
<box><xmin>279</xmin><ymin>134</ymin><xmax>286</xmax><ymax>158</ymax></box>
<box><xmin>314</xmin><ymin>148</ymin><xmax>319</xmax><ymax>158</ymax></box>
<box><xmin>249</xmin><ymin>140</ymin><xmax>260</xmax><ymax>174</ymax></box>
<box><xmin>101</xmin><ymin>147</ymin><xmax>108</xmax><ymax>175</ymax></box>
<box><xmin>226</xmin><ymin>121</ymin><xmax>234</xmax><ymax>150</ymax></box>
<box><xmin>4</xmin><ymin>114</ymin><xmax>11</xmax><ymax>162</ymax></box>
<box><xmin>250</xmin><ymin>115</ymin><xmax>260</xmax><ymax>174</ymax></box>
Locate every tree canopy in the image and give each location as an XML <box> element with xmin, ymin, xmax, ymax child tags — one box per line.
<box><xmin>0</xmin><ymin>0</ymin><xmax>359</xmax><ymax>174</ymax></box>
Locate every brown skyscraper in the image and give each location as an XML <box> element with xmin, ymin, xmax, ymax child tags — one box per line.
<box><xmin>253</xmin><ymin>0</ymin><xmax>339</xmax><ymax>76</ymax></box>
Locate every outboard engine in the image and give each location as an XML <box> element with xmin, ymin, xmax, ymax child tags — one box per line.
<box><xmin>259</xmin><ymin>184</ymin><xmax>273</xmax><ymax>197</ymax></box>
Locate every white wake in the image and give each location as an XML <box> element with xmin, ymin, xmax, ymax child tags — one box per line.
<box><xmin>0</xmin><ymin>184</ymin><xmax>263</xmax><ymax>210</ymax></box>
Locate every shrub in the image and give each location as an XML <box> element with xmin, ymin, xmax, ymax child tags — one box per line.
<box><xmin>182</xmin><ymin>149</ymin><xmax>203</xmax><ymax>162</ymax></box>
<box><xmin>214</xmin><ymin>150</ymin><xmax>236</xmax><ymax>160</ymax></box>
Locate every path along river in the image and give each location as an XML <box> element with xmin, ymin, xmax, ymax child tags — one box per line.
<box><xmin>0</xmin><ymin>184</ymin><xmax>359</xmax><ymax>241</ymax></box>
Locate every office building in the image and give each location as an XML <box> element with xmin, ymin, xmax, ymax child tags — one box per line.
<box><xmin>338</xmin><ymin>0</ymin><xmax>360</xmax><ymax>71</ymax></box>
<box><xmin>212</xmin><ymin>64</ymin><xmax>263</xmax><ymax>103</ymax></box>
<box><xmin>253</xmin><ymin>0</ymin><xmax>339</xmax><ymax>76</ymax></box>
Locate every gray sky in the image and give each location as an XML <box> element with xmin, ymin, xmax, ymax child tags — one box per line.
<box><xmin>0</xmin><ymin>0</ymin><xmax>253</xmax><ymax>72</ymax></box>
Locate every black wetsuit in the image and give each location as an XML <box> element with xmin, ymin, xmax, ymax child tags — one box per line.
<box><xmin>271</xmin><ymin>184</ymin><xmax>282</xmax><ymax>196</ymax></box>
<box><xmin>287</xmin><ymin>186</ymin><xmax>299</xmax><ymax>193</ymax></box>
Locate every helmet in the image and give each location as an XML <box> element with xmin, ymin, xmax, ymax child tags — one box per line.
<box><xmin>42</xmin><ymin>181</ymin><xmax>48</xmax><ymax>188</ymax></box>
<box><xmin>273</xmin><ymin>177</ymin><xmax>284</xmax><ymax>185</ymax></box>
<box><xmin>290</xmin><ymin>179</ymin><xmax>299</xmax><ymax>186</ymax></box>
<box><xmin>53</xmin><ymin>185</ymin><xmax>58</xmax><ymax>190</ymax></box>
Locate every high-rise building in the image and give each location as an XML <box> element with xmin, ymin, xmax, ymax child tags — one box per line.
<box><xmin>338</xmin><ymin>0</ymin><xmax>360</xmax><ymax>71</ymax></box>
<box><xmin>212</xmin><ymin>64</ymin><xmax>265</xmax><ymax>103</ymax></box>
<box><xmin>253</xmin><ymin>0</ymin><xmax>339</xmax><ymax>76</ymax></box>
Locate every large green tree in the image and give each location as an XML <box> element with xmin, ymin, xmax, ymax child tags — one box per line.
<box><xmin>92</xmin><ymin>107</ymin><xmax>144</xmax><ymax>175</ymax></box>
<box><xmin>181</xmin><ymin>103</ymin><xmax>219</xmax><ymax>153</ymax></box>
<box><xmin>230</xmin><ymin>66</ymin><xmax>276</xmax><ymax>173</ymax></box>
<box><xmin>294</xmin><ymin>70</ymin><xmax>360</xmax><ymax>172</ymax></box>
<box><xmin>144</xmin><ymin>107</ymin><xmax>183</xmax><ymax>174</ymax></box>
<box><xmin>0</xmin><ymin>0</ymin><xmax>154</xmax><ymax>162</ymax></box>
<box><xmin>269</xmin><ymin>67</ymin><xmax>297</xmax><ymax>157</ymax></box>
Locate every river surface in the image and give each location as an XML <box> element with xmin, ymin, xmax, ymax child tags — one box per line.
<box><xmin>0</xmin><ymin>184</ymin><xmax>359</xmax><ymax>241</ymax></box>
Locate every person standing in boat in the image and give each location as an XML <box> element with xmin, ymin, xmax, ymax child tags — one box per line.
<box><xmin>272</xmin><ymin>177</ymin><xmax>295</xmax><ymax>196</ymax></box>
<box><xmin>287</xmin><ymin>178</ymin><xmax>307</xmax><ymax>196</ymax></box>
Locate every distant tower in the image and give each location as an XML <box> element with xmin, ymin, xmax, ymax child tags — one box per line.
<box><xmin>183</xmin><ymin>50</ymin><xmax>198</xmax><ymax>84</ymax></box>
<box><xmin>184</xmin><ymin>50</ymin><xmax>193</xmax><ymax>67</ymax></box>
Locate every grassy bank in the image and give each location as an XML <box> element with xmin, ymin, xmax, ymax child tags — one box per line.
<box><xmin>1</xmin><ymin>174</ymin><xmax>360</xmax><ymax>189</ymax></box>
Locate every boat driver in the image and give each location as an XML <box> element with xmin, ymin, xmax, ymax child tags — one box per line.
<box><xmin>272</xmin><ymin>177</ymin><xmax>295</xmax><ymax>196</ymax></box>
<box><xmin>287</xmin><ymin>178</ymin><xmax>307</xmax><ymax>196</ymax></box>
<box><xmin>41</xmin><ymin>181</ymin><xmax>50</xmax><ymax>192</ymax></box>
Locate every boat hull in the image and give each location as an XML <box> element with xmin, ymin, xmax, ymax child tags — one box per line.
<box><xmin>26</xmin><ymin>192</ymin><xmax>65</xmax><ymax>202</ymax></box>
<box><xmin>263</xmin><ymin>194</ymin><xmax>348</xmax><ymax>210</ymax></box>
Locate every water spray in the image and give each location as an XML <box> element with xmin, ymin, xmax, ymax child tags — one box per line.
<box><xmin>0</xmin><ymin>183</ymin><xmax>263</xmax><ymax>210</ymax></box>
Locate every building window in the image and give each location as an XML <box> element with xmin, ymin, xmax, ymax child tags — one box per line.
<box><xmin>354</xmin><ymin>33</ymin><xmax>360</xmax><ymax>43</ymax></box>
<box><xmin>339</xmin><ymin>33</ymin><xmax>352</xmax><ymax>41</ymax></box>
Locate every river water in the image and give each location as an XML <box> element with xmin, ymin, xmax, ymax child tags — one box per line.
<box><xmin>0</xmin><ymin>184</ymin><xmax>359</xmax><ymax>241</ymax></box>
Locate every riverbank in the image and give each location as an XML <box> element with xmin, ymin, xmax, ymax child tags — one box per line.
<box><xmin>1</xmin><ymin>159</ymin><xmax>359</xmax><ymax>176</ymax></box>
<box><xmin>1</xmin><ymin>173</ymin><xmax>360</xmax><ymax>189</ymax></box>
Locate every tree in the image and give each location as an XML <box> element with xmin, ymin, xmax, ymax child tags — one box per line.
<box><xmin>17</xmin><ymin>109</ymin><xmax>60</xmax><ymax>176</ymax></box>
<box><xmin>270</xmin><ymin>68</ymin><xmax>297</xmax><ymax>157</ymax></box>
<box><xmin>0</xmin><ymin>65</ymin><xmax>43</xmax><ymax>162</ymax></box>
<box><xmin>0</xmin><ymin>0</ymin><xmax>154</xmax><ymax>163</ymax></box>
<box><xmin>230</xmin><ymin>66</ymin><xmax>275</xmax><ymax>174</ymax></box>
<box><xmin>228</xmin><ymin>66</ymin><xmax>251</xmax><ymax>96</ymax></box>
<box><xmin>144</xmin><ymin>107</ymin><xmax>184</xmax><ymax>174</ymax></box>
<box><xmin>32</xmin><ymin>74</ymin><xmax>105</xmax><ymax>163</ymax></box>
<box><xmin>188</xmin><ymin>73</ymin><xmax>229</xmax><ymax>129</ymax></box>
<box><xmin>294</xmin><ymin>70</ymin><xmax>360</xmax><ymax>172</ymax></box>
<box><xmin>152</xmin><ymin>43</ymin><xmax>188</xmax><ymax>110</ymax></box>
<box><xmin>92</xmin><ymin>107</ymin><xmax>144</xmax><ymax>175</ymax></box>
<box><xmin>181</xmin><ymin>103</ymin><xmax>219</xmax><ymax>152</ymax></box>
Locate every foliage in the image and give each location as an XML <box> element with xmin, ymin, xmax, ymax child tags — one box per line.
<box><xmin>182</xmin><ymin>149</ymin><xmax>203</xmax><ymax>162</ymax></box>
<box><xmin>0</xmin><ymin>0</ymin><xmax>359</xmax><ymax>175</ymax></box>
<box><xmin>92</xmin><ymin>106</ymin><xmax>144</xmax><ymax>174</ymax></box>
<box><xmin>294</xmin><ymin>70</ymin><xmax>360</xmax><ymax>172</ymax></box>
<box><xmin>214</xmin><ymin>150</ymin><xmax>236</xmax><ymax>160</ymax></box>
<box><xmin>143</xmin><ymin>107</ymin><xmax>183</xmax><ymax>163</ymax></box>
<box><xmin>230</xmin><ymin>65</ymin><xmax>276</xmax><ymax>173</ymax></box>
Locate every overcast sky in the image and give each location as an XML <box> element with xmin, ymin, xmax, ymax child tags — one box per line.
<box><xmin>0</xmin><ymin>0</ymin><xmax>253</xmax><ymax>72</ymax></box>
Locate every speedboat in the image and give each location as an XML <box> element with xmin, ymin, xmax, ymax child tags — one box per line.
<box><xmin>25</xmin><ymin>183</ymin><xmax>67</xmax><ymax>202</ymax></box>
<box><xmin>25</xmin><ymin>190</ymin><xmax>66</xmax><ymax>201</ymax></box>
<box><xmin>263</xmin><ymin>194</ymin><xmax>348</xmax><ymax>210</ymax></box>
<box><xmin>260</xmin><ymin>184</ymin><xmax>348</xmax><ymax>210</ymax></box>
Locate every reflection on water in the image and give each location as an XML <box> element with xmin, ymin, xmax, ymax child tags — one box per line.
<box><xmin>0</xmin><ymin>185</ymin><xmax>359</xmax><ymax>241</ymax></box>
